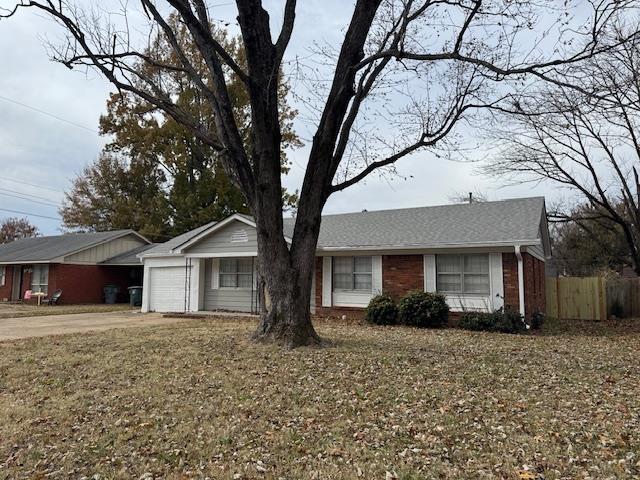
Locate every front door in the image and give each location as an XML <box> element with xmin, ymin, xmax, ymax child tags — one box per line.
<box><xmin>11</xmin><ymin>266</ymin><xmax>22</xmax><ymax>301</ymax></box>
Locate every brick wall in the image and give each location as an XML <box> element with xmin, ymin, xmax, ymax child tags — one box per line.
<box><xmin>314</xmin><ymin>252</ymin><xmax>546</xmax><ymax>321</ymax></box>
<box><xmin>51</xmin><ymin>264</ymin><xmax>141</xmax><ymax>304</ymax></box>
<box><xmin>502</xmin><ymin>253</ymin><xmax>519</xmax><ymax>312</ymax></box>
<box><xmin>382</xmin><ymin>255</ymin><xmax>424</xmax><ymax>300</ymax></box>
<box><xmin>0</xmin><ymin>265</ymin><xmax>14</xmax><ymax>301</ymax></box>
<box><xmin>502</xmin><ymin>252</ymin><xmax>546</xmax><ymax>319</ymax></box>
<box><xmin>523</xmin><ymin>253</ymin><xmax>546</xmax><ymax>318</ymax></box>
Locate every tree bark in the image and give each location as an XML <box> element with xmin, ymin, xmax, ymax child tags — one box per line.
<box><xmin>251</xmin><ymin>221</ymin><xmax>322</xmax><ymax>348</ymax></box>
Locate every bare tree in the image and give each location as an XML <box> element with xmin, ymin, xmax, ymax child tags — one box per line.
<box><xmin>3</xmin><ymin>0</ymin><xmax>638</xmax><ymax>346</ymax></box>
<box><xmin>485</xmin><ymin>26</ymin><xmax>640</xmax><ymax>275</ymax></box>
<box><xmin>0</xmin><ymin>217</ymin><xmax>39</xmax><ymax>243</ymax></box>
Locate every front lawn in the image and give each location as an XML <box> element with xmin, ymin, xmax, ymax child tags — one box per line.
<box><xmin>0</xmin><ymin>303</ymin><xmax>134</xmax><ymax>319</ymax></box>
<box><xmin>1</xmin><ymin>318</ymin><xmax>639</xmax><ymax>479</ymax></box>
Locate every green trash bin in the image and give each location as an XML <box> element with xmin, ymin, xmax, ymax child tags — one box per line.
<box><xmin>128</xmin><ymin>286</ymin><xmax>143</xmax><ymax>307</ymax></box>
<box><xmin>103</xmin><ymin>285</ymin><xmax>119</xmax><ymax>304</ymax></box>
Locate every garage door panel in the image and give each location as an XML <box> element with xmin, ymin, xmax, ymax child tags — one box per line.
<box><xmin>149</xmin><ymin>267</ymin><xmax>186</xmax><ymax>312</ymax></box>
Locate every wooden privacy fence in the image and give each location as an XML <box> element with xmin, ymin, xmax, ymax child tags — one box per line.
<box><xmin>546</xmin><ymin>277</ymin><xmax>640</xmax><ymax>320</ymax></box>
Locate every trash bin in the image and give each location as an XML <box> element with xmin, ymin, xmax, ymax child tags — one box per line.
<box><xmin>128</xmin><ymin>286</ymin><xmax>143</xmax><ymax>307</ymax></box>
<box><xmin>103</xmin><ymin>285</ymin><xmax>119</xmax><ymax>304</ymax></box>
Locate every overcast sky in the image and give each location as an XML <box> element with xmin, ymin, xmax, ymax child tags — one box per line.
<box><xmin>0</xmin><ymin>1</ymin><xmax>563</xmax><ymax>236</ymax></box>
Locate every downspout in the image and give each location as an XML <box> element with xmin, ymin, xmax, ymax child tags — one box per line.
<box><xmin>514</xmin><ymin>245</ymin><xmax>525</xmax><ymax>319</ymax></box>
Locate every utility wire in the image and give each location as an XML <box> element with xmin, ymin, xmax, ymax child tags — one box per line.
<box><xmin>0</xmin><ymin>207</ymin><xmax>61</xmax><ymax>221</ymax></box>
<box><xmin>0</xmin><ymin>94</ymin><xmax>100</xmax><ymax>134</ymax></box>
<box><xmin>0</xmin><ymin>187</ymin><xmax>59</xmax><ymax>203</ymax></box>
<box><xmin>0</xmin><ymin>176</ymin><xmax>65</xmax><ymax>194</ymax></box>
<box><xmin>0</xmin><ymin>191</ymin><xmax>60</xmax><ymax>208</ymax></box>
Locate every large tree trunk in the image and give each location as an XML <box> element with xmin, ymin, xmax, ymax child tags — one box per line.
<box><xmin>251</xmin><ymin>223</ymin><xmax>322</xmax><ymax>348</ymax></box>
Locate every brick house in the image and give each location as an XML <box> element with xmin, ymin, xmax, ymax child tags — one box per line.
<box><xmin>0</xmin><ymin>230</ymin><xmax>153</xmax><ymax>304</ymax></box>
<box><xmin>140</xmin><ymin>197</ymin><xmax>550</xmax><ymax>321</ymax></box>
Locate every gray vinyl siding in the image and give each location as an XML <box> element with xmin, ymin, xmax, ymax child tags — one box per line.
<box><xmin>527</xmin><ymin>244</ymin><xmax>545</xmax><ymax>260</ymax></box>
<box><xmin>203</xmin><ymin>259</ymin><xmax>257</xmax><ymax>312</ymax></box>
<box><xmin>64</xmin><ymin>235</ymin><xmax>146</xmax><ymax>264</ymax></box>
<box><xmin>184</xmin><ymin>220</ymin><xmax>258</xmax><ymax>254</ymax></box>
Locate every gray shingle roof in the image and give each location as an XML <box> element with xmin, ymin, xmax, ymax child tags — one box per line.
<box><xmin>142</xmin><ymin>197</ymin><xmax>546</xmax><ymax>256</ymax></box>
<box><xmin>0</xmin><ymin>230</ymin><xmax>144</xmax><ymax>263</ymax></box>
<box><xmin>101</xmin><ymin>243</ymin><xmax>158</xmax><ymax>265</ymax></box>
<box><xmin>284</xmin><ymin>196</ymin><xmax>546</xmax><ymax>248</ymax></box>
<box><xmin>141</xmin><ymin>222</ymin><xmax>217</xmax><ymax>256</ymax></box>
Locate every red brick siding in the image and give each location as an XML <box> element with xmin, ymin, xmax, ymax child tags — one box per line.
<box><xmin>382</xmin><ymin>255</ymin><xmax>423</xmax><ymax>300</ymax></box>
<box><xmin>502</xmin><ymin>253</ymin><xmax>520</xmax><ymax>312</ymax></box>
<box><xmin>315</xmin><ymin>257</ymin><xmax>323</xmax><ymax>309</ymax></box>
<box><xmin>502</xmin><ymin>252</ymin><xmax>546</xmax><ymax>319</ymax></box>
<box><xmin>51</xmin><ymin>264</ymin><xmax>140</xmax><ymax>304</ymax></box>
<box><xmin>0</xmin><ymin>265</ymin><xmax>14</xmax><ymax>301</ymax></box>
<box><xmin>314</xmin><ymin>252</ymin><xmax>545</xmax><ymax>321</ymax></box>
<box><xmin>523</xmin><ymin>253</ymin><xmax>545</xmax><ymax>318</ymax></box>
<box><xmin>22</xmin><ymin>269</ymin><xmax>32</xmax><ymax>299</ymax></box>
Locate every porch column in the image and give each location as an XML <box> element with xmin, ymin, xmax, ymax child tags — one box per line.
<box><xmin>514</xmin><ymin>245</ymin><xmax>525</xmax><ymax>317</ymax></box>
<box><xmin>188</xmin><ymin>258</ymin><xmax>206</xmax><ymax>312</ymax></box>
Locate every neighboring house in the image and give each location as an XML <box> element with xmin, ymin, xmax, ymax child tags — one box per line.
<box><xmin>140</xmin><ymin>197</ymin><xmax>550</xmax><ymax>320</ymax></box>
<box><xmin>0</xmin><ymin>230</ymin><xmax>153</xmax><ymax>303</ymax></box>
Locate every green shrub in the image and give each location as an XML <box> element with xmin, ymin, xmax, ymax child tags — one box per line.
<box><xmin>529</xmin><ymin>310</ymin><xmax>545</xmax><ymax>330</ymax></box>
<box><xmin>610</xmin><ymin>299</ymin><xmax>624</xmax><ymax>319</ymax></box>
<box><xmin>364</xmin><ymin>295</ymin><xmax>398</xmax><ymax>325</ymax></box>
<box><xmin>459</xmin><ymin>307</ymin><xmax>527</xmax><ymax>334</ymax></box>
<box><xmin>398</xmin><ymin>291</ymin><xmax>449</xmax><ymax>328</ymax></box>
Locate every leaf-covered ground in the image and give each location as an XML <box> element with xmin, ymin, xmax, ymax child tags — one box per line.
<box><xmin>0</xmin><ymin>303</ymin><xmax>133</xmax><ymax>320</ymax></box>
<box><xmin>1</xmin><ymin>317</ymin><xmax>639</xmax><ymax>479</ymax></box>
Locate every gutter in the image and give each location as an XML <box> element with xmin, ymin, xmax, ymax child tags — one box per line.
<box><xmin>514</xmin><ymin>245</ymin><xmax>526</xmax><ymax>318</ymax></box>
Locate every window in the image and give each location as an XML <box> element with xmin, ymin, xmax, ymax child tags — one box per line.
<box><xmin>0</xmin><ymin>266</ymin><xmax>5</xmax><ymax>287</ymax></box>
<box><xmin>219</xmin><ymin>258</ymin><xmax>253</xmax><ymax>288</ymax></box>
<box><xmin>31</xmin><ymin>264</ymin><xmax>49</xmax><ymax>294</ymax></box>
<box><xmin>333</xmin><ymin>256</ymin><xmax>372</xmax><ymax>291</ymax></box>
<box><xmin>436</xmin><ymin>254</ymin><xmax>489</xmax><ymax>294</ymax></box>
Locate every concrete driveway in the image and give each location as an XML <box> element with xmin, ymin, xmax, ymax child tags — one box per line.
<box><xmin>0</xmin><ymin>311</ymin><xmax>190</xmax><ymax>342</ymax></box>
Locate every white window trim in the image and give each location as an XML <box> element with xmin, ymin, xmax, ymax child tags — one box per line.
<box><xmin>436</xmin><ymin>254</ymin><xmax>490</xmax><ymax>295</ymax></box>
<box><xmin>31</xmin><ymin>264</ymin><xmax>49</xmax><ymax>294</ymax></box>
<box><xmin>0</xmin><ymin>266</ymin><xmax>5</xmax><ymax>287</ymax></box>
<box><xmin>425</xmin><ymin>252</ymin><xmax>505</xmax><ymax>312</ymax></box>
<box><xmin>332</xmin><ymin>256</ymin><xmax>373</xmax><ymax>293</ymax></box>
<box><xmin>218</xmin><ymin>257</ymin><xmax>254</xmax><ymax>290</ymax></box>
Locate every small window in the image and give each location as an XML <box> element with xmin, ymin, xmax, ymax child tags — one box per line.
<box><xmin>0</xmin><ymin>266</ymin><xmax>5</xmax><ymax>287</ymax></box>
<box><xmin>31</xmin><ymin>264</ymin><xmax>49</xmax><ymax>295</ymax></box>
<box><xmin>436</xmin><ymin>254</ymin><xmax>489</xmax><ymax>295</ymax></box>
<box><xmin>219</xmin><ymin>258</ymin><xmax>253</xmax><ymax>288</ymax></box>
<box><xmin>332</xmin><ymin>256</ymin><xmax>372</xmax><ymax>291</ymax></box>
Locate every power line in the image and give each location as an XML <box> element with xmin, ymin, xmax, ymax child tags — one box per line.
<box><xmin>0</xmin><ymin>207</ymin><xmax>61</xmax><ymax>221</ymax></box>
<box><xmin>0</xmin><ymin>191</ymin><xmax>60</xmax><ymax>208</ymax></box>
<box><xmin>0</xmin><ymin>94</ymin><xmax>100</xmax><ymax>134</ymax></box>
<box><xmin>0</xmin><ymin>176</ymin><xmax>65</xmax><ymax>194</ymax></box>
<box><xmin>0</xmin><ymin>187</ymin><xmax>59</xmax><ymax>204</ymax></box>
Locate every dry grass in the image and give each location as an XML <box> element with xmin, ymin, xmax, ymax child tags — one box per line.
<box><xmin>1</xmin><ymin>317</ymin><xmax>639</xmax><ymax>479</ymax></box>
<box><xmin>0</xmin><ymin>303</ymin><xmax>133</xmax><ymax>319</ymax></box>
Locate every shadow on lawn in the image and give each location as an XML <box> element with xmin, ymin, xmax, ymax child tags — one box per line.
<box><xmin>540</xmin><ymin>316</ymin><xmax>640</xmax><ymax>337</ymax></box>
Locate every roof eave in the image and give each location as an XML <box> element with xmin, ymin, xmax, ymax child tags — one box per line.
<box><xmin>317</xmin><ymin>239</ymin><xmax>542</xmax><ymax>252</ymax></box>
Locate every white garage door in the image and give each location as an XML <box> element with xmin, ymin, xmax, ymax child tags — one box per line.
<box><xmin>148</xmin><ymin>266</ymin><xmax>187</xmax><ymax>312</ymax></box>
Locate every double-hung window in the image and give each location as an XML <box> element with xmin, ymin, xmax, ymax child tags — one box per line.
<box><xmin>219</xmin><ymin>258</ymin><xmax>253</xmax><ymax>288</ymax></box>
<box><xmin>332</xmin><ymin>256</ymin><xmax>372</xmax><ymax>291</ymax></box>
<box><xmin>436</xmin><ymin>254</ymin><xmax>489</xmax><ymax>295</ymax></box>
<box><xmin>31</xmin><ymin>264</ymin><xmax>49</xmax><ymax>294</ymax></box>
<box><xmin>0</xmin><ymin>266</ymin><xmax>5</xmax><ymax>287</ymax></box>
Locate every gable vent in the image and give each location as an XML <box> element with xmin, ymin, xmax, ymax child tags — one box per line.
<box><xmin>230</xmin><ymin>228</ymin><xmax>249</xmax><ymax>243</ymax></box>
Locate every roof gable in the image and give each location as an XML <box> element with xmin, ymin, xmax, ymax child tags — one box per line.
<box><xmin>0</xmin><ymin>230</ymin><xmax>149</xmax><ymax>264</ymax></box>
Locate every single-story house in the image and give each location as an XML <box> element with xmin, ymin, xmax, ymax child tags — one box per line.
<box><xmin>140</xmin><ymin>196</ymin><xmax>550</xmax><ymax>320</ymax></box>
<box><xmin>0</xmin><ymin>230</ymin><xmax>153</xmax><ymax>303</ymax></box>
